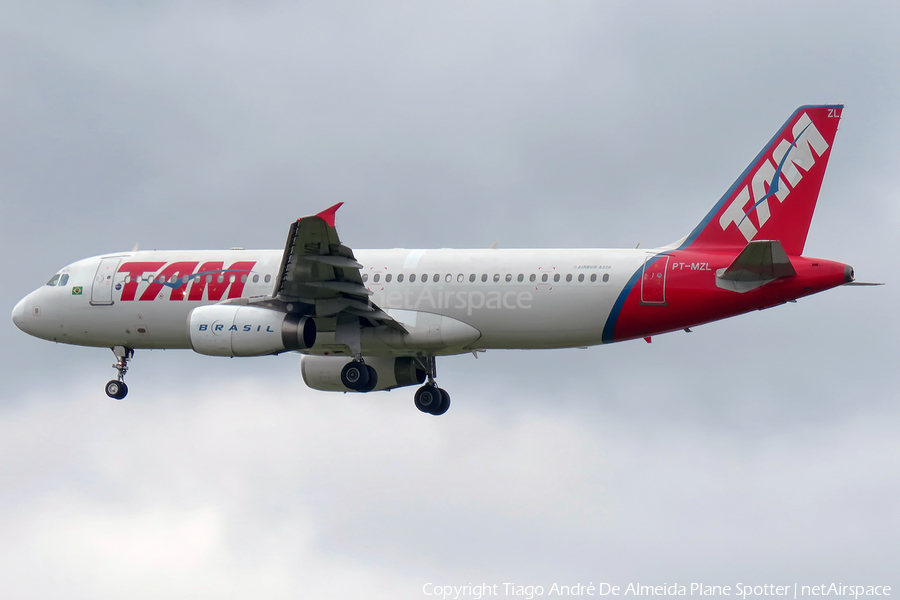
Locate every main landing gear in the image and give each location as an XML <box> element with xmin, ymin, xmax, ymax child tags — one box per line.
<box><xmin>105</xmin><ymin>346</ymin><xmax>133</xmax><ymax>400</ymax></box>
<box><xmin>340</xmin><ymin>357</ymin><xmax>378</xmax><ymax>392</ymax></box>
<box><xmin>414</xmin><ymin>356</ymin><xmax>450</xmax><ymax>416</ymax></box>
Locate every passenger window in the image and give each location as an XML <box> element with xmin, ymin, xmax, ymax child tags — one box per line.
<box><xmin>373</xmin><ymin>274</ymin><xmax>381</xmax><ymax>283</ymax></box>
<box><xmin>481</xmin><ymin>274</ymin><xmax>488</xmax><ymax>282</ymax></box>
<box><xmin>492</xmin><ymin>274</ymin><xmax>499</xmax><ymax>282</ymax></box>
<box><xmin>553</xmin><ymin>274</ymin><xmax>560</xmax><ymax>283</ymax></box>
<box><xmin>253</xmin><ymin>274</ymin><xmax>259</xmax><ymax>283</ymax></box>
<box><xmin>410</xmin><ymin>274</ymin><xmax>416</xmax><ymax>283</ymax></box>
<box><xmin>241</xmin><ymin>275</ymin><xmax>247</xmax><ymax>283</ymax></box>
<box><xmin>385</xmin><ymin>274</ymin><xmax>392</xmax><ymax>283</ymax></box>
<box><xmin>398</xmin><ymin>274</ymin><xmax>404</xmax><ymax>282</ymax></box>
<box><xmin>58</xmin><ymin>274</ymin><xmax>69</xmax><ymax>286</ymax></box>
<box><xmin>505</xmin><ymin>274</ymin><xmax>512</xmax><ymax>282</ymax></box>
<box><xmin>469</xmin><ymin>274</ymin><xmax>476</xmax><ymax>282</ymax></box>
<box><xmin>264</xmin><ymin>274</ymin><xmax>271</xmax><ymax>283</ymax></box>
<box><xmin>578</xmin><ymin>274</ymin><xmax>585</xmax><ymax>282</ymax></box>
<box><xmin>517</xmin><ymin>274</ymin><xmax>523</xmax><ymax>282</ymax></box>
<box><xmin>590</xmin><ymin>274</ymin><xmax>597</xmax><ymax>282</ymax></box>
<box><xmin>529</xmin><ymin>274</ymin><xmax>536</xmax><ymax>282</ymax></box>
<box><xmin>457</xmin><ymin>274</ymin><xmax>464</xmax><ymax>282</ymax></box>
<box><xmin>433</xmin><ymin>274</ymin><xmax>440</xmax><ymax>283</ymax></box>
<box><xmin>444</xmin><ymin>274</ymin><xmax>451</xmax><ymax>282</ymax></box>
<box><xmin>566</xmin><ymin>274</ymin><xmax>572</xmax><ymax>282</ymax></box>
<box><xmin>421</xmin><ymin>274</ymin><xmax>427</xmax><ymax>282</ymax></box>
<box><xmin>541</xmin><ymin>274</ymin><xmax>548</xmax><ymax>283</ymax></box>
<box><xmin>603</xmin><ymin>273</ymin><xmax>610</xmax><ymax>282</ymax></box>
<box><xmin>362</xmin><ymin>274</ymin><xmax>368</xmax><ymax>282</ymax></box>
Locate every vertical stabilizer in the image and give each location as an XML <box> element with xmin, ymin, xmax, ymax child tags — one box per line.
<box><xmin>680</xmin><ymin>105</ymin><xmax>842</xmax><ymax>255</ymax></box>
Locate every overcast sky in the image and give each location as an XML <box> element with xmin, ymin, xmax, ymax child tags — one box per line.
<box><xmin>1</xmin><ymin>1</ymin><xmax>897</xmax><ymax>598</ymax></box>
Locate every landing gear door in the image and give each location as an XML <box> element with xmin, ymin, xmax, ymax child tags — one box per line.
<box><xmin>91</xmin><ymin>258</ymin><xmax>120</xmax><ymax>306</ymax></box>
<box><xmin>640</xmin><ymin>254</ymin><xmax>669</xmax><ymax>305</ymax></box>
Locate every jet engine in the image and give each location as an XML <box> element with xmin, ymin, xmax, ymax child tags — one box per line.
<box><xmin>301</xmin><ymin>355</ymin><xmax>426</xmax><ymax>392</ymax></box>
<box><xmin>189</xmin><ymin>305</ymin><xmax>316</xmax><ymax>357</ymax></box>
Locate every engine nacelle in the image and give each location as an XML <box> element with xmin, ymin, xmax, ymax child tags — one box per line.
<box><xmin>301</xmin><ymin>355</ymin><xmax>426</xmax><ymax>392</ymax></box>
<box><xmin>189</xmin><ymin>305</ymin><xmax>316</xmax><ymax>357</ymax></box>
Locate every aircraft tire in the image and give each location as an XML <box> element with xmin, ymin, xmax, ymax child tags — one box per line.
<box><xmin>105</xmin><ymin>380</ymin><xmax>128</xmax><ymax>400</ymax></box>
<box><xmin>361</xmin><ymin>365</ymin><xmax>378</xmax><ymax>392</ymax></box>
<box><xmin>341</xmin><ymin>361</ymin><xmax>370</xmax><ymax>391</ymax></box>
<box><xmin>414</xmin><ymin>384</ymin><xmax>442</xmax><ymax>414</ymax></box>
<box><xmin>431</xmin><ymin>388</ymin><xmax>451</xmax><ymax>416</ymax></box>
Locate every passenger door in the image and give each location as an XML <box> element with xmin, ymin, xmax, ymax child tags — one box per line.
<box><xmin>91</xmin><ymin>258</ymin><xmax>121</xmax><ymax>306</ymax></box>
<box><xmin>640</xmin><ymin>254</ymin><xmax>669</xmax><ymax>305</ymax></box>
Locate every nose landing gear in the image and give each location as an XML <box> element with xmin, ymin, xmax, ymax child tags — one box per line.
<box><xmin>105</xmin><ymin>346</ymin><xmax>133</xmax><ymax>400</ymax></box>
<box><xmin>413</xmin><ymin>356</ymin><xmax>450</xmax><ymax>416</ymax></box>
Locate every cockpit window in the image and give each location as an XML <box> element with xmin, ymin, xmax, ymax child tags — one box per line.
<box><xmin>58</xmin><ymin>274</ymin><xmax>69</xmax><ymax>286</ymax></box>
<box><xmin>46</xmin><ymin>274</ymin><xmax>61</xmax><ymax>286</ymax></box>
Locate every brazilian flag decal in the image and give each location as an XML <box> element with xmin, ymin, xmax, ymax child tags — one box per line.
<box><xmin>72</xmin><ymin>286</ymin><xmax>83</xmax><ymax>296</ymax></box>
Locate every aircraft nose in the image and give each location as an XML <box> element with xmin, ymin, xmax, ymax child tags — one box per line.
<box><xmin>12</xmin><ymin>296</ymin><xmax>27</xmax><ymax>332</ymax></box>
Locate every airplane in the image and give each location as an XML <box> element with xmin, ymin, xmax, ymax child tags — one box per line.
<box><xmin>12</xmin><ymin>104</ymin><xmax>869</xmax><ymax>415</ymax></box>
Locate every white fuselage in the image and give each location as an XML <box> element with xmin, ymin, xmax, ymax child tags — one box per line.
<box><xmin>13</xmin><ymin>248</ymin><xmax>648</xmax><ymax>355</ymax></box>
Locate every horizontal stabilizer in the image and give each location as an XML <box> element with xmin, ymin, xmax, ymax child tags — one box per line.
<box><xmin>716</xmin><ymin>240</ymin><xmax>796</xmax><ymax>293</ymax></box>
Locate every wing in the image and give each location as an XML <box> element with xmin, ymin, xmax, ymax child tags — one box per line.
<box><xmin>273</xmin><ymin>203</ymin><xmax>404</xmax><ymax>330</ymax></box>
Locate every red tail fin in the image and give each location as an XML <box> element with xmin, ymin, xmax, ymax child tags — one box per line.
<box><xmin>679</xmin><ymin>105</ymin><xmax>842</xmax><ymax>255</ymax></box>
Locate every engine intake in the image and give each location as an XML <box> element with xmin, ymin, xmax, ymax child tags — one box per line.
<box><xmin>189</xmin><ymin>305</ymin><xmax>316</xmax><ymax>357</ymax></box>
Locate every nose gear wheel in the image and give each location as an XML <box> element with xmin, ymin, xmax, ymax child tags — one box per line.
<box><xmin>105</xmin><ymin>380</ymin><xmax>128</xmax><ymax>400</ymax></box>
<box><xmin>105</xmin><ymin>346</ymin><xmax>133</xmax><ymax>399</ymax></box>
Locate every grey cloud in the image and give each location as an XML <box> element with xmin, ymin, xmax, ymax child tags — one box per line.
<box><xmin>0</xmin><ymin>381</ymin><xmax>897</xmax><ymax>597</ymax></box>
